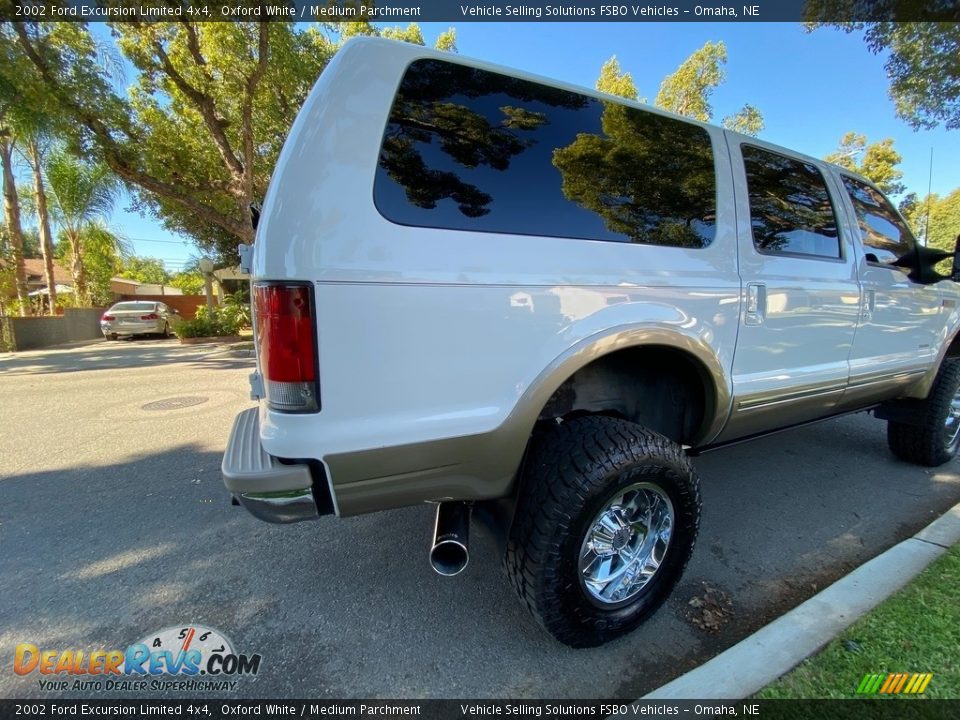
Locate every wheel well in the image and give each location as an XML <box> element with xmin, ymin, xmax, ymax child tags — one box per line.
<box><xmin>536</xmin><ymin>346</ymin><xmax>714</xmax><ymax>445</ymax></box>
<box><xmin>945</xmin><ymin>333</ymin><xmax>960</xmax><ymax>360</ymax></box>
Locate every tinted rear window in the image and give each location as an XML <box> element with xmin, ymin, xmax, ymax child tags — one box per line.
<box><xmin>742</xmin><ymin>145</ymin><xmax>840</xmax><ymax>259</ymax></box>
<box><xmin>374</xmin><ymin>59</ymin><xmax>717</xmax><ymax>249</ymax></box>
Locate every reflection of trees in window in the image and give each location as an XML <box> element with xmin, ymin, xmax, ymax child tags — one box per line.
<box><xmin>841</xmin><ymin>176</ymin><xmax>913</xmax><ymax>263</ymax></box>
<box><xmin>742</xmin><ymin>146</ymin><xmax>838</xmax><ymax>256</ymax></box>
<box><xmin>551</xmin><ymin>102</ymin><xmax>715</xmax><ymax>248</ymax></box>
<box><xmin>378</xmin><ymin>60</ymin><xmax>586</xmax><ymax>217</ymax></box>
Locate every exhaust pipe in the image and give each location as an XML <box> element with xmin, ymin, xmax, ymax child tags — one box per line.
<box><xmin>430</xmin><ymin>502</ymin><xmax>471</xmax><ymax>576</ymax></box>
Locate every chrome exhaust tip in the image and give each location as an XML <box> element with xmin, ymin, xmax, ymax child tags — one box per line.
<box><xmin>429</xmin><ymin>501</ymin><xmax>471</xmax><ymax>576</ymax></box>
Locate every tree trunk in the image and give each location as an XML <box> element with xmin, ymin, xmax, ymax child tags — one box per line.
<box><xmin>27</xmin><ymin>139</ymin><xmax>57</xmax><ymax>314</ymax></box>
<box><xmin>1</xmin><ymin>137</ymin><xmax>30</xmax><ymax>316</ymax></box>
<box><xmin>67</xmin><ymin>231</ymin><xmax>87</xmax><ymax>306</ymax></box>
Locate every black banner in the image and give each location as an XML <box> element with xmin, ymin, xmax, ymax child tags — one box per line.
<box><xmin>4</xmin><ymin>0</ymin><xmax>960</xmax><ymax>23</ymax></box>
<box><xmin>2</xmin><ymin>700</ymin><xmax>960</xmax><ymax>720</ymax></box>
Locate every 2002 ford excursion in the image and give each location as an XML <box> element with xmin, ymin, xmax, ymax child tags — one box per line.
<box><xmin>222</xmin><ymin>37</ymin><xmax>960</xmax><ymax>647</ymax></box>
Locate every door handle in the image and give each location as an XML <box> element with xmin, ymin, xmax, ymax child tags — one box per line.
<box><xmin>745</xmin><ymin>282</ymin><xmax>766</xmax><ymax>326</ymax></box>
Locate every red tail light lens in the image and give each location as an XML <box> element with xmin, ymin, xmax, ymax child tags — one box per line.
<box><xmin>253</xmin><ymin>283</ymin><xmax>318</xmax><ymax>412</ymax></box>
<box><xmin>101</xmin><ymin>314</ymin><xmax>115</xmax><ymax>321</ymax></box>
<box><xmin>141</xmin><ymin>313</ymin><xmax>159</xmax><ymax>320</ymax></box>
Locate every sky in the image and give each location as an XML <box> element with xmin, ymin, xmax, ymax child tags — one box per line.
<box><xmin>88</xmin><ymin>22</ymin><xmax>960</xmax><ymax>272</ymax></box>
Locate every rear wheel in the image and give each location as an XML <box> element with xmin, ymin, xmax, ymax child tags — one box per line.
<box><xmin>888</xmin><ymin>360</ymin><xmax>960</xmax><ymax>467</ymax></box>
<box><xmin>504</xmin><ymin>415</ymin><xmax>701</xmax><ymax>647</ymax></box>
<box><xmin>106</xmin><ymin>333</ymin><xmax>118</xmax><ymax>341</ymax></box>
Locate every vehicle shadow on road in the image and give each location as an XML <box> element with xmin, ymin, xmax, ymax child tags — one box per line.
<box><xmin>0</xmin><ymin>340</ymin><xmax>254</xmax><ymax>376</ymax></box>
<box><xmin>1</xmin><ymin>420</ymin><xmax>958</xmax><ymax>699</ymax></box>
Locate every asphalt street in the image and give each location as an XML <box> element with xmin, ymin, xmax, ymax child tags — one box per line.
<box><xmin>1</xmin><ymin>339</ymin><xmax>958</xmax><ymax>699</ymax></box>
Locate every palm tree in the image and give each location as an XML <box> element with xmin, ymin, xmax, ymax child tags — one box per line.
<box><xmin>24</xmin><ymin>134</ymin><xmax>58</xmax><ymax>313</ymax></box>
<box><xmin>45</xmin><ymin>151</ymin><xmax>119</xmax><ymax>306</ymax></box>
<box><xmin>0</xmin><ymin>131</ymin><xmax>29</xmax><ymax>315</ymax></box>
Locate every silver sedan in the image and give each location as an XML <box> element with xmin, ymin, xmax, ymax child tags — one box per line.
<box><xmin>101</xmin><ymin>301</ymin><xmax>180</xmax><ymax>340</ymax></box>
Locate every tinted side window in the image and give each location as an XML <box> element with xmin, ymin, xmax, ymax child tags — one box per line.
<box><xmin>840</xmin><ymin>175</ymin><xmax>915</xmax><ymax>266</ymax></box>
<box><xmin>374</xmin><ymin>59</ymin><xmax>716</xmax><ymax>249</ymax></box>
<box><xmin>742</xmin><ymin>145</ymin><xmax>840</xmax><ymax>259</ymax></box>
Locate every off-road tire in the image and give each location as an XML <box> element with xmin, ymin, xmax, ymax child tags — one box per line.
<box><xmin>888</xmin><ymin>360</ymin><xmax>960</xmax><ymax>467</ymax></box>
<box><xmin>504</xmin><ymin>415</ymin><xmax>701</xmax><ymax>648</ymax></box>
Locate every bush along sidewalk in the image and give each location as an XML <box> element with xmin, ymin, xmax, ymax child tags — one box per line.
<box><xmin>174</xmin><ymin>305</ymin><xmax>242</xmax><ymax>340</ymax></box>
<box><xmin>756</xmin><ymin>544</ymin><xmax>960</xmax><ymax>699</ymax></box>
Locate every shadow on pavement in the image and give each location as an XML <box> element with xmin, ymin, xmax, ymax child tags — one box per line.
<box><xmin>1</xmin><ymin>419</ymin><xmax>959</xmax><ymax>699</ymax></box>
<box><xmin>0</xmin><ymin>339</ymin><xmax>254</xmax><ymax>376</ymax></box>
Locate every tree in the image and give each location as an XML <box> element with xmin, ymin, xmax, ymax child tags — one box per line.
<box><xmin>608</xmin><ymin>41</ymin><xmax>763</xmax><ymax>133</ymax></box>
<box><xmin>117</xmin><ymin>255</ymin><xmax>170</xmax><ymax>285</ymax></box>
<box><xmin>169</xmin><ymin>270</ymin><xmax>204</xmax><ymax>295</ymax></box>
<box><xmin>806</xmin><ymin>19</ymin><xmax>960</xmax><ymax>130</ymax></box>
<box><xmin>903</xmin><ymin>189</ymin><xmax>960</xmax><ymax>253</ymax></box>
<box><xmin>24</xmin><ymin>137</ymin><xmax>58</xmax><ymax>312</ymax></box>
<box><xmin>596</xmin><ymin>56</ymin><xmax>639</xmax><ymax>101</ymax></box>
<box><xmin>45</xmin><ymin>150</ymin><xmax>120</xmax><ymax>305</ymax></box>
<box><xmin>54</xmin><ymin>222</ymin><xmax>127</xmax><ymax>307</ymax></box>
<box><xmin>0</xmin><ymin>133</ymin><xmax>28</xmax><ymax>314</ymax></box>
<box><xmin>655</xmin><ymin>41</ymin><xmax>727</xmax><ymax>122</ymax></box>
<box><xmin>722</xmin><ymin>104</ymin><xmax>765</xmax><ymax>136</ymax></box>
<box><xmin>825</xmin><ymin>132</ymin><xmax>905</xmax><ymax>196</ymax></box>
<box><xmin>6</xmin><ymin>22</ymin><xmax>458</xmax><ymax>261</ymax></box>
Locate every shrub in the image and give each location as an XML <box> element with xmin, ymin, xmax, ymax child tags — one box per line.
<box><xmin>174</xmin><ymin>305</ymin><xmax>241</xmax><ymax>339</ymax></box>
<box><xmin>221</xmin><ymin>290</ymin><xmax>251</xmax><ymax>329</ymax></box>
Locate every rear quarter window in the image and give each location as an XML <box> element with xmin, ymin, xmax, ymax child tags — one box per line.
<box><xmin>374</xmin><ymin>59</ymin><xmax>717</xmax><ymax>249</ymax></box>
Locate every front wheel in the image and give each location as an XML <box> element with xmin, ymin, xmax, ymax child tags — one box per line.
<box><xmin>504</xmin><ymin>415</ymin><xmax>701</xmax><ymax>648</ymax></box>
<box><xmin>888</xmin><ymin>359</ymin><xmax>960</xmax><ymax>467</ymax></box>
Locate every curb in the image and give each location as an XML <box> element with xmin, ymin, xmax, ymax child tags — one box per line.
<box><xmin>642</xmin><ymin>501</ymin><xmax>960</xmax><ymax>700</ymax></box>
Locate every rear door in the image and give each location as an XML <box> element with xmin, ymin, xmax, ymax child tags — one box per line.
<box><xmin>832</xmin><ymin>174</ymin><xmax>946</xmax><ymax>408</ymax></box>
<box><xmin>717</xmin><ymin>141</ymin><xmax>861</xmax><ymax>442</ymax></box>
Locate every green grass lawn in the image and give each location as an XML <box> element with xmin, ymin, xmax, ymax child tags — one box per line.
<box><xmin>756</xmin><ymin>544</ymin><xmax>959</xmax><ymax>699</ymax></box>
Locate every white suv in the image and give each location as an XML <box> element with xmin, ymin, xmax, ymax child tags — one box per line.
<box><xmin>222</xmin><ymin>37</ymin><xmax>960</xmax><ymax>647</ymax></box>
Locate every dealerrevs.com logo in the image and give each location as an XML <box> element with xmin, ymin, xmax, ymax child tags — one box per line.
<box><xmin>14</xmin><ymin>625</ymin><xmax>262</xmax><ymax>692</ymax></box>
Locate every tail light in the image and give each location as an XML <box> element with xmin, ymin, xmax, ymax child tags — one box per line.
<box><xmin>141</xmin><ymin>313</ymin><xmax>159</xmax><ymax>320</ymax></box>
<box><xmin>101</xmin><ymin>314</ymin><xmax>115</xmax><ymax>322</ymax></box>
<box><xmin>253</xmin><ymin>283</ymin><xmax>319</xmax><ymax>412</ymax></box>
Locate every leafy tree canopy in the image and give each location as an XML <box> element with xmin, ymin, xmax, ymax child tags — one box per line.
<box><xmin>825</xmin><ymin>132</ymin><xmax>905</xmax><ymax>196</ymax></box>
<box><xmin>169</xmin><ymin>270</ymin><xmax>204</xmax><ymax>295</ymax></box>
<box><xmin>3</xmin><ymin>21</ymin><xmax>456</xmax><ymax>262</ymax></box>
<box><xmin>903</xmin><ymin>189</ymin><xmax>960</xmax><ymax>253</ymax></box>
<box><xmin>601</xmin><ymin>41</ymin><xmax>764</xmax><ymax>136</ymax></box>
<box><xmin>596</xmin><ymin>56</ymin><xmax>640</xmax><ymax>101</ymax></box>
<box><xmin>722</xmin><ymin>104</ymin><xmax>765</xmax><ymax>136</ymax></box>
<box><xmin>806</xmin><ymin>19</ymin><xmax>960</xmax><ymax>130</ymax></box>
<box><xmin>117</xmin><ymin>255</ymin><xmax>170</xmax><ymax>285</ymax></box>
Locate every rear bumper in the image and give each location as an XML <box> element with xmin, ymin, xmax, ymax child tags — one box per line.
<box><xmin>222</xmin><ymin>407</ymin><xmax>328</xmax><ymax>523</ymax></box>
<box><xmin>101</xmin><ymin>320</ymin><xmax>163</xmax><ymax>335</ymax></box>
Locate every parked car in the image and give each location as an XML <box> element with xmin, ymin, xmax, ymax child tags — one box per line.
<box><xmin>221</xmin><ymin>38</ymin><xmax>960</xmax><ymax>647</ymax></box>
<box><xmin>101</xmin><ymin>301</ymin><xmax>180</xmax><ymax>340</ymax></box>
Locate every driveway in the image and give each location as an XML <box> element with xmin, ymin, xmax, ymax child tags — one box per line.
<box><xmin>1</xmin><ymin>340</ymin><xmax>958</xmax><ymax>699</ymax></box>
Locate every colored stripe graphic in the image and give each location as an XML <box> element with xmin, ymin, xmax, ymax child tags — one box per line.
<box><xmin>857</xmin><ymin>672</ymin><xmax>933</xmax><ymax>694</ymax></box>
<box><xmin>879</xmin><ymin>674</ymin><xmax>896</xmax><ymax>694</ymax></box>
<box><xmin>904</xmin><ymin>674</ymin><xmax>920</xmax><ymax>694</ymax></box>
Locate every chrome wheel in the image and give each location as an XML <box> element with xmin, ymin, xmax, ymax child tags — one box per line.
<box><xmin>945</xmin><ymin>388</ymin><xmax>960</xmax><ymax>449</ymax></box>
<box><xmin>578</xmin><ymin>482</ymin><xmax>674</xmax><ymax>607</ymax></box>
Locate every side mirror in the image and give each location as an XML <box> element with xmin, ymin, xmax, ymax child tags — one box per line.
<box><xmin>904</xmin><ymin>243</ymin><xmax>954</xmax><ymax>285</ymax></box>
